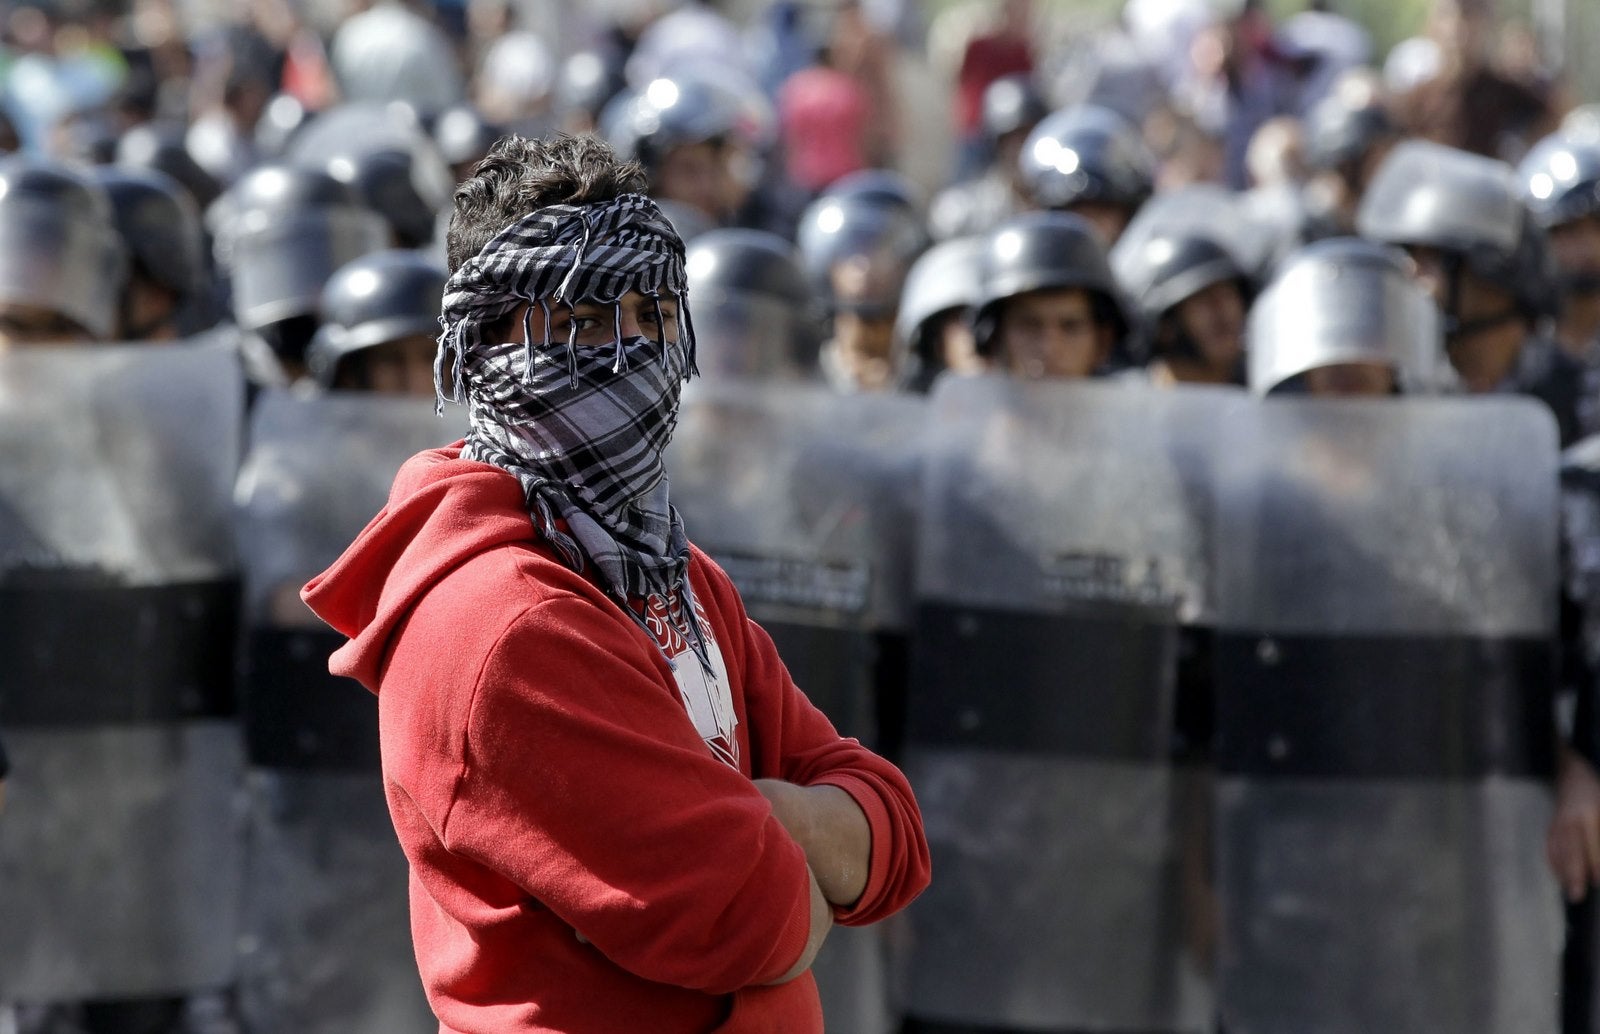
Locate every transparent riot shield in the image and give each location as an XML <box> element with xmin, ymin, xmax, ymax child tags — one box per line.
<box><xmin>667</xmin><ymin>382</ymin><xmax>925</xmax><ymax>1034</ymax></box>
<box><xmin>0</xmin><ymin>339</ymin><xmax>247</xmax><ymax>1003</ymax></box>
<box><xmin>231</xmin><ymin>389</ymin><xmax>463</xmax><ymax>1034</ymax></box>
<box><xmin>1212</xmin><ymin>396</ymin><xmax>1563</xmax><ymax>1034</ymax></box>
<box><xmin>902</xmin><ymin>373</ymin><xmax>1231</xmax><ymax>1031</ymax></box>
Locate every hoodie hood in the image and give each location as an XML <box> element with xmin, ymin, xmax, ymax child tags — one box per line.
<box><xmin>302</xmin><ymin>443</ymin><xmax>534</xmax><ymax>693</ymax></box>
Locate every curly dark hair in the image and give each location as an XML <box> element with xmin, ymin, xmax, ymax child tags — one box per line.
<box><xmin>445</xmin><ymin>133</ymin><xmax>648</xmax><ymax>274</ymax></box>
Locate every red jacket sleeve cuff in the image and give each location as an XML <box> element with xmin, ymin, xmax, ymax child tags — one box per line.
<box><xmin>809</xmin><ymin>772</ymin><xmax>894</xmax><ymax>925</ymax></box>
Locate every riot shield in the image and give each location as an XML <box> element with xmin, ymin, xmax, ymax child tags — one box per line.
<box><xmin>232</xmin><ymin>389</ymin><xmax>463</xmax><ymax>1034</ymax></box>
<box><xmin>902</xmin><ymin>373</ymin><xmax>1230</xmax><ymax>1031</ymax></box>
<box><xmin>0</xmin><ymin>339</ymin><xmax>246</xmax><ymax>1003</ymax></box>
<box><xmin>1212</xmin><ymin>396</ymin><xmax>1562</xmax><ymax>1034</ymax></box>
<box><xmin>667</xmin><ymin>382</ymin><xmax>925</xmax><ymax>1034</ymax></box>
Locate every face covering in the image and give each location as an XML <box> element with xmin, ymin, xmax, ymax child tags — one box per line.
<box><xmin>435</xmin><ymin>192</ymin><xmax>713</xmax><ymax>671</ymax></box>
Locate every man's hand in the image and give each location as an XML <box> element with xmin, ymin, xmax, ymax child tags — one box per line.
<box><xmin>1549</xmin><ymin>746</ymin><xmax>1600</xmax><ymax>902</ymax></box>
<box><xmin>754</xmin><ymin>778</ymin><xmax>871</xmax><ymax>909</ymax></box>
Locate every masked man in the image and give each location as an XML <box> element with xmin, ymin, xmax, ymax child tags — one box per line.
<box><xmin>302</xmin><ymin>134</ymin><xmax>930</xmax><ymax>1034</ymax></box>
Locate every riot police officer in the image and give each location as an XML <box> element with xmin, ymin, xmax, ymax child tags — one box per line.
<box><xmin>285</xmin><ymin>102</ymin><xmax>455</xmax><ymax>251</ymax></box>
<box><xmin>603</xmin><ymin>71</ymin><xmax>770</xmax><ymax>229</ymax></box>
<box><xmin>796</xmin><ymin>185</ymin><xmax>927</xmax><ymax>391</ymax></box>
<box><xmin>1018</xmin><ymin>103</ymin><xmax>1156</xmax><ymax>247</ymax></box>
<box><xmin>928</xmin><ymin>74</ymin><xmax>1048</xmax><ymax>242</ymax></box>
<box><xmin>1358</xmin><ymin>139</ymin><xmax>1581</xmax><ymax>441</ymax></box>
<box><xmin>895</xmin><ymin>235</ymin><xmax>987</xmax><ymax>392</ymax></box>
<box><xmin>0</xmin><ymin>155</ymin><xmax>126</xmax><ymax>348</ymax></box>
<box><xmin>96</xmin><ymin>166</ymin><xmax>211</xmax><ymax>341</ymax></box>
<box><xmin>1113</xmin><ymin>227</ymin><xmax>1251</xmax><ymax>387</ymax></box>
<box><xmin>305</xmin><ymin>250</ymin><xmax>446</xmax><ymax>397</ymax></box>
<box><xmin>1520</xmin><ymin>132</ymin><xmax>1600</xmax><ymax>368</ymax></box>
<box><xmin>210</xmin><ymin>163</ymin><xmax>389</xmax><ymax>386</ymax></box>
<box><xmin>683</xmin><ymin>227</ymin><xmax>819</xmax><ymax>384</ymax></box>
<box><xmin>1301</xmin><ymin>81</ymin><xmax>1400</xmax><ymax>239</ymax></box>
<box><xmin>0</xmin><ymin>157</ymin><xmax>245</xmax><ymax>1034</ymax></box>
<box><xmin>1246</xmin><ymin>237</ymin><xmax>1443</xmax><ymax>397</ymax></box>
<box><xmin>972</xmin><ymin>210</ymin><xmax>1136</xmax><ymax>380</ymax></box>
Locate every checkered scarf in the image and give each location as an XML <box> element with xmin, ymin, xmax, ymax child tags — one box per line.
<box><xmin>435</xmin><ymin>193</ymin><xmax>712</xmax><ymax>670</ymax></box>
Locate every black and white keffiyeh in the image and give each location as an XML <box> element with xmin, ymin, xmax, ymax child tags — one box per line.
<box><xmin>435</xmin><ymin>192</ymin><xmax>712</xmax><ymax>670</ymax></box>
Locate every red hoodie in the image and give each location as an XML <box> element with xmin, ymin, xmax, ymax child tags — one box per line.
<box><xmin>302</xmin><ymin>444</ymin><xmax>930</xmax><ymax>1034</ymax></box>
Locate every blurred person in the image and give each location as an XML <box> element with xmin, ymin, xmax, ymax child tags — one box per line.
<box><xmin>433</xmin><ymin>103</ymin><xmax>504</xmax><ymax>185</ymax></box>
<box><xmin>951</xmin><ymin>0</ymin><xmax>1034</xmax><ymax>178</ymax></box>
<box><xmin>0</xmin><ymin>157</ymin><xmax>245</xmax><ymax>1034</ymax></box>
<box><xmin>928</xmin><ymin>73</ymin><xmax>1047</xmax><ymax>242</ymax></box>
<box><xmin>1018</xmin><ymin>103</ymin><xmax>1156</xmax><ymax>246</ymax></box>
<box><xmin>117</xmin><ymin>120</ymin><xmax>222</xmax><ymax>211</ymax></box>
<box><xmin>185</xmin><ymin>24</ymin><xmax>280</xmax><ymax>186</ymax></box>
<box><xmin>96</xmin><ymin>166</ymin><xmax>211</xmax><ymax>340</ymax></box>
<box><xmin>797</xmin><ymin>185</ymin><xmax>927</xmax><ymax>391</ymax></box>
<box><xmin>1173</xmin><ymin>0</ymin><xmax>1308</xmax><ymax>190</ymax></box>
<box><xmin>304</xmin><ymin>249</ymin><xmax>446</xmax><ymax>397</ymax></box>
<box><xmin>1243</xmin><ymin>114</ymin><xmax>1304</xmax><ymax>189</ymax></box>
<box><xmin>777</xmin><ymin>34</ymin><xmax>874</xmax><ymax>196</ymax></box>
<box><xmin>1358</xmin><ymin>139</ymin><xmax>1580</xmax><ymax>442</ymax></box>
<box><xmin>1245</xmin><ymin>236</ymin><xmax>1441</xmax><ymax>396</ymax></box>
<box><xmin>894</xmin><ymin>234</ymin><xmax>987</xmax><ymax>392</ymax></box>
<box><xmin>473</xmin><ymin>30</ymin><xmax>555</xmax><ymax>133</ymax></box>
<box><xmin>328</xmin><ymin>0</ymin><xmax>466</xmax><ymax>117</ymax></box>
<box><xmin>286</xmin><ymin>102</ymin><xmax>455</xmax><ymax>250</ymax></box>
<box><xmin>605</xmin><ymin>72</ymin><xmax>771</xmax><ymax>230</ymax></box>
<box><xmin>1389</xmin><ymin>0</ymin><xmax>1562</xmax><ymax>162</ymax></box>
<box><xmin>554</xmin><ymin>48</ymin><xmax>629</xmax><ymax>136</ymax></box>
<box><xmin>1520</xmin><ymin>132</ymin><xmax>1600</xmax><ymax>367</ymax></box>
<box><xmin>300</xmin><ymin>132</ymin><xmax>930</xmax><ymax>1033</ymax></box>
<box><xmin>683</xmin><ymin>227</ymin><xmax>820</xmax><ymax>385</ymax></box>
<box><xmin>0</xmin><ymin>155</ymin><xmax>126</xmax><ymax>349</ymax></box>
<box><xmin>210</xmin><ymin>163</ymin><xmax>389</xmax><ymax>386</ymax></box>
<box><xmin>1114</xmin><ymin>227</ymin><xmax>1250</xmax><ymax>386</ymax></box>
<box><xmin>972</xmin><ymin>210</ymin><xmax>1136</xmax><ymax>380</ymax></box>
<box><xmin>824</xmin><ymin>0</ymin><xmax>901</xmax><ymax>170</ymax></box>
<box><xmin>1300</xmin><ymin>74</ymin><xmax>1401</xmax><ymax>238</ymax></box>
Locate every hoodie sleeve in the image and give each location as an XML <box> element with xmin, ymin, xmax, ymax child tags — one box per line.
<box><xmin>434</xmin><ymin>592</ymin><xmax>817</xmax><ymax>996</ymax></box>
<box><xmin>697</xmin><ymin>556</ymin><xmax>932</xmax><ymax>928</ymax></box>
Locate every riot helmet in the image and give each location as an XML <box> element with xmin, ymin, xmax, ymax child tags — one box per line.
<box><xmin>823</xmin><ymin>168</ymin><xmax>924</xmax><ymax>215</ymax></box>
<box><xmin>972</xmin><ymin>211</ymin><xmax>1134</xmax><ymax>374</ymax></box>
<box><xmin>895</xmin><ymin>235</ymin><xmax>986</xmax><ymax>390</ymax></box>
<box><xmin>306</xmin><ymin>249</ymin><xmax>445</xmax><ymax>394</ymax></box>
<box><xmin>796</xmin><ymin>191</ymin><xmax>927</xmax><ymax>391</ymax></box>
<box><xmin>254</xmin><ymin>93</ymin><xmax>314</xmax><ymax>158</ymax></box>
<box><xmin>602</xmin><ymin>72</ymin><xmax>772</xmax><ymax>223</ymax></box>
<box><xmin>1113</xmin><ymin>228</ymin><xmax>1250</xmax><ymax>377</ymax></box>
<box><xmin>1247</xmin><ymin>237</ymin><xmax>1442</xmax><ymax>396</ymax></box>
<box><xmin>982</xmin><ymin>74</ymin><xmax>1050</xmax><ymax>147</ymax></box>
<box><xmin>95</xmin><ymin>167</ymin><xmax>207</xmax><ymax>339</ymax></box>
<box><xmin>287</xmin><ymin>102</ymin><xmax>455</xmax><ymax>250</ymax></box>
<box><xmin>684</xmin><ymin>228</ymin><xmax>819</xmax><ymax>383</ymax></box>
<box><xmin>1357</xmin><ymin>139</ymin><xmax>1558</xmax><ymax>328</ymax></box>
<box><xmin>796</xmin><ymin>191</ymin><xmax>927</xmax><ymax>318</ymax></box>
<box><xmin>329</xmin><ymin>1</ymin><xmax>466</xmax><ymax>116</ymax></box>
<box><xmin>1019</xmin><ymin>104</ymin><xmax>1155</xmax><ymax>242</ymax></box>
<box><xmin>1303</xmin><ymin>91</ymin><xmax>1397</xmax><ymax>176</ymax></box>
<box><xmin>1519</xmin><ymin>132</ymin><xmax>1600</xmax><ymax>231</ymax></box>
<box><xmin>115</xmin><ymin>120</ymin><xmax>222</xmax><ymax>211</ymax></box>
<box><xmin>555</xmin><ymin>49</ymin><xmax>629</xmax><ymax>133</ymax></box>
<box><xmin>0</xmin><ymin>155</ymin><xmax>127</xmax><ymax>343</ymax></box>
<box><xmin>434</xmin><ymin>104</ymin><xmax>504</xmax><ymax>180</ymax></box>
<box><xmin>212</xmin><ymin>164</ymin><xmax>390</xmax><ymax>338</ymax></box>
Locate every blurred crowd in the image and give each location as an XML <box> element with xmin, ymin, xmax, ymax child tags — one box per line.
<box><xmin>2</xmin><ymin>0</ymin><xmax>1600</xmax><ymax>1030</ymax></box>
